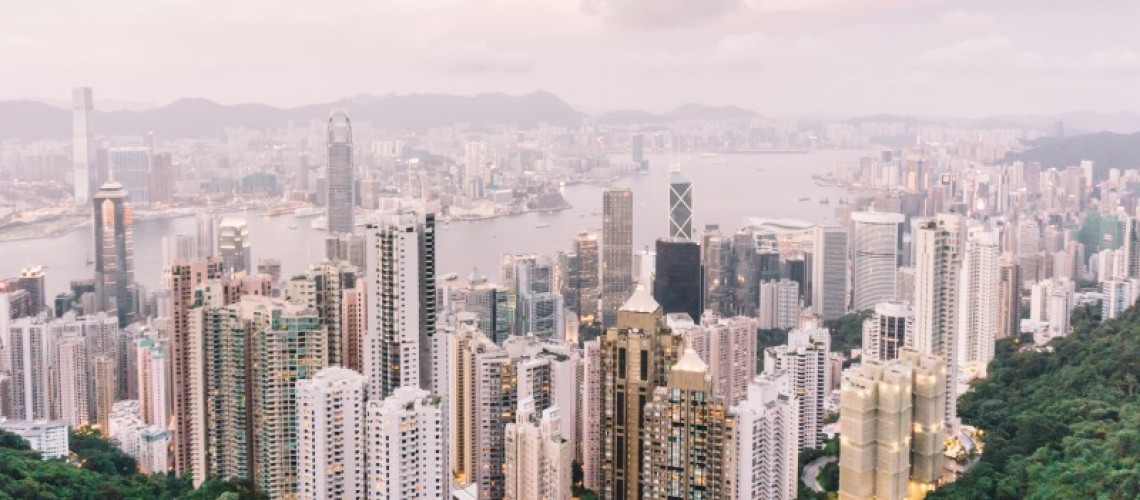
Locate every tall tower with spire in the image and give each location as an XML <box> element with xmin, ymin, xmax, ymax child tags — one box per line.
<box><xmin>326</xmin><ymin>110</ymin><xmax>355</xmax><ymax>234</ymax></box>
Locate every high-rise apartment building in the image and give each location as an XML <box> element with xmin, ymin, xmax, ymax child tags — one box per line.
<box><xmin>16</xmin><ymin>266</ymin><xmax>47</xmax><ymax>317</ymax></box>
<box><xmin>764</xmin><ymin>324</ymin><xmax>831</xmax><ymax>450</ymax></box>
<box><xmin>678</xmin><ymin>313</ymin><xmax>757</xmax><ymax>406</ymax></box>
<box><xmin>218</xmin><ymin>218</ymin><xmax>252</xmax><ymax>274</ymax></box>
<box><xmin>851</xmin><ymin>211</ymin><xmax>904</xmax><ymax>311</ymax></box>
<box><xmin>1029</xmin><ymin>277</ymin><xmax>1075</xmax><ymax>343</ymax></box>
<box><xmin>812</xmin><ymin>224</ymin><xmax>849</xmax><ymax>320</ymax></box>
<box><xmin>601</xmin><ymin>189</ymin><xmax>634</xmax><ymax>328</ymax></box>
<box><xmin>364</xmin><ymin>211</ymin><xmax>437</xmax><ymax>401</ymax></box>
<box><xmin>72</xmin><ymin>87</ymin><xmax>96</xmax><ymax>204</ymax></box>
<box><xmin>960</xmin><ymin>226</ymin><xmax>1000</xmax><ymax>377</ymax></box>
<box><xmin>326</xmin><ymin>110</ymin><xmax>355</xmax><ymax>234</ymax></box>
<box><xmin>758</xmin><ymin>279</ymin><xmax>800</xmax><ymax>330</ymax></box>
<box><xmin>296</xmin><ymin>367</ymin><xmax>366</xmax><ymax>500</ymax></box>
<box><xmin>862</xmin><ymin>301</ymin><xmax>913</xmax><ymax>363</ymax></box>
<box><xmin>504</xmin><ymin>400</ymin><xmax>572</xmax><ymax>500</ymax></box>
<box><xmin>135</xmin><ymin>338</ymin><xmax>166</xmax><ymax>428</ymax></box>
<box><xmin>93</xmin><ymin>181</ymin><xmax>137</xmax><ymax>327</ymax></box>
<box><xmin>668</xmin><ymin>168</ymin><xmax>693</xmax><ymax>240</ymax></box>
<box><xmin>450</xmin><ymin>272</ymin><xmax>512</xmax><ymax>345</ymax></box>
<box><xmin>653</xmin><ymin>238</ymin><xmax>702</xmax><ymax>323</ymax></box>
<box><xmin>565</xmin><ymin>230</ymin><xmax>600</xmax><ymax>325</ymax></box>
<box><xmin>996</xmin><ymin>254</ymin><xmax>1021</xmax><ymax>340</ymax></box>
<box><xmin>8</xmin><ymin>318</ymin><xmax>53</xmax><ymax>422</ymax></box>
<box><xmin>367</xmin><ymin>386</ymin><xmax>447</xmax><ymax>500</ymax></box>
<box><xmin>580</xmin><ymin>338</ymin><xmax>603</xmax><ymax>492</ymax></box>
<box><xmin>731</xmin><ymin>371</ymin><xmax>799</xmax><ymax>500</ymax></box>
<box><xmin>341</xmin><ymin>279</ymin><xmax>367</xmax><ymax>373</ymax></box>
<box><xmin>92</xmin><ymin>354</ymin><xmax>117</xmax><ymax>430</ymax></box>
<box><xmin>1102</xmin><ymin>278</ymin><xmax>1140</xmax><ymax>321</ymax></box>
<box><xmin>56</xmin><ymin>335</ymin><xmax>90</xmax><ymax>427</ymax></box>
<box><xmin>505</xmin><ymin>254</ymin><xmax>565</xmax><ymax>340</ymax></box>
<box><xmin>913</xmin><ymin>213</ymin><xmax>964</xmax><ymax>433</ymax></box>
<box><xmin>285</xmin><ymin>261</ymin><xmax>357</xmax><ymax>366</ymax></box>
<box><xmin>641</xmin><ymin>347</ymin><xmax>733</xmax><ymax>499</ymax></box>
<box><xmin>108</xmin><ymin>400</ymin><xmax>169</xmax><ymax>474</ymax></box>
<box><xmin>838</xmin><ymin>350</ymin><xmax>946</xmax><ymax>500</ymax></box>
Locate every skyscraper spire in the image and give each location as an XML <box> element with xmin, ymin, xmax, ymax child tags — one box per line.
<box><xmin>326</xmin><ymin>109</ymin><xmax>354</xmax><ymax>234</ymax></box>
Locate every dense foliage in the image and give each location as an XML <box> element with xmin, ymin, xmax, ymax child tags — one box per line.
<box><xmin>823</xmin><ymin>309</ymin><xmax>871</xmax><ymax>356</ymax></box>
<box><xmin>929</xmin><ymin>306</ymin><xmax>1140</xmax><ymax>499</ymax></box>
<box><xmin>0</xmin><ymin>427</ymin><xmax>263</xmax><ymax>499</ymax></box>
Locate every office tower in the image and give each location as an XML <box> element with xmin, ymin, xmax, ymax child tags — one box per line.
<box><xmin>256</xmin><ymin>258</ymin><xmax>282</xmax><ymax>282</ymax></box>
<box><xmin>71</xmin><ymin>88</ymin><xmax>96</xmax><ymax>204</ymax></box>
<box><xmin>1102</xmin><ymin>278</ymin><xmax>1140</xmax><ymax>321</ymax></box>
<box><xmin>248</xmin><ymin>297</ymin><xmax>326</xmax><ymax>498</ymax></box>
<box><xmin>448</xmin><ymin>314</ymin><xmax>482</xmax><ymax>488</ymax></box>
<box><xmin>326</xmin><ymin>110</ymin><xmax>355</xmax><ymax>234</ymax></box>
<box><xmin>862</xmin><ymin>301</ymin><xmax>914</xmax><ymax>363</ymax></box>
<box><xmin>838</xmin><ymin>350</ymin><xmax>946</xmax><ymax>500</ymax></box>
<box><xmin>731</xmin><ymin>372</ymin><xmax>799</xmax><ymax>500</ymax></box>
<box><xmin>600</xmin><ymin>287</ymin><xmax>682</xmax><ymax>500</ymax></box>
<box><xmin>364</xmin><ymin>211</ymin><xmax>437</xmax><ymax>400</ymax></box>
<box><xmin>451</xmin><ymin>271</ymin><xmax>512</xmax><ymax>345</ymax></box>
<box><xmin>196</xmin><ymin>213</ymin><xmax>216</xmax><ymax>259</ymax></box>
<box><xmin>580</xmin><ymin>338</ymin><xmax>603</xmax><ymax>492</ymax></box>
<box><xmin>504</xmin><ymin>400</ymin><xmax>572</xmax><ymax>500</ymax></box>
<box><xmin>135</xmin><ymin>338</ymin><xmax>166</xmax><ymax>428</ymax></box>
<box><xmin>167</xmin><ymin>257</ymin><xmax>225</xmax><ymax>477</ymax></box>
<box><xmin>464</xmin><ymin>141</ymin><xmax>487</xmax><ymax>200</ymax></box>
<box><xmin>758</xmin><ymin>279</ymin><xmax>800</xmax><ymax>330</ymax></box>
<box><xmin>297</xmin><ymin>367</ymin><xmax>366</xmax><ymax>500</ymax></box>
<box><xmin>653</xmin><ymin>238</ymin><xmax>702</xmax><ymax>323</ymax></box>
<box><xmin>218</xmin><ymin>218</ymin><xmax>252</xmax><ymax>274</ymax></box>
<box><xmin>505</xmin><ymin>254</ymin><xmax>565</xmax><ymax>340</ymax></box>
<box><xmin>679</xmin><ymin>314</ymin><xmax>757</xmax><ymax>406</ymax></box>
<box><xmin>286</xmin><ymin>261</ymin><xmax>357</xmax><ymax>366</ymax></box>
<box><xmin>812</xmin><ymin>224</ymin><xmax>848</xmax><ymax>320</ymax></box>
<box><xmin>601</xmin><ymin>189</ymin><xmax>634</xmax><ymax>328</ymax></box>
<box><xmin>641</xmin><ymin>346</ymin><xmax>733</xmax><ymax>499</ymax></box>
<box><xmin>895</xmin><ymin>266</ymin><xmax>916</xmax><ymax>303</ymax></box>
<box><xmin>851</xmin><ymin>211</ymin><xmax>904</xmax><ymax>311</ymax></box>
<box><xmin>764</xmin><ymin>324</ymin><xmax>830</xmax><ymax>450</ymax></box>
<box><xmin>325</xmin><ymin>233</ymin><xmax>367</xmax><ymax>270</ymax></box>
<box><xmin>733</xmin><ymin>229</ymin><xmax>762</xmax><ymax>317</ymax></box>
<box><xmin>996</xmin><ymin>255</ymin><xmax>1021</xmax><ymax>340</ymax></box>
<box><xmin>912</xmin><ymin>213</ymin><xmax>964</xmax><ymax>433</ymax></box>
<box><xmin>56</xmin><ymin>336</ymin><xmax>90</xmax><ymax>427</ymax></box>
<box><xmin>668</xmin><ymin>168</ymin><xmax>693</xmax><ymax>240</ymax></box>
<box><xmin>567</xmin><ymin>230</ymin><xmax>601</xmax><ymax>325</ymax></box>
<box><xmin>93</xmin><ymin>181</ymin><xmax>137</xmax><ymax>327</ymax></box>
<box><xmin>148</xmin><ymin>152</ymin><xmax>174</xmax><ymax>206</ymax></box>
<box><xmin>16</xmin><ymin>266</ymin><xmax>47</xmax><ymax>317</ymax></box>
<box><xmin>631</xmin><ymin>133</ymin><xmax>645</xmax><ymax>165</ymax></box>
<box><xmin>367</xmin><ymin>386</ymin><xmax>447</xmax><ymax>500</ymax></box>
<box><xmin>341</xmin><ymin>279</ymin><xmax>367</xmax><ymax>373</ymax></box>
<box><xmin>1029</xmin><ymin>277</ymin><xmax>1075</xmax><ymax>342</ymax></box>
<box><xmin>109</xmin><ymin>148</ymin><xmax>151</xmax><ymax>207</ymax></box>
<box><xmin>702</xmin><ymin>229</ymin><xmax>736</xmax><ymax>316</ymax></box>
<box><xmin>8</xmin><ymin>318</ymin><xmax>52</xmax><ymax>421</ymax></box>
<box><xmin>960</xmin><ymin>226</ymin><xmax>1000</xmax><ymax>377</ymax></box>
<box><xmin>92</xmin><ymin>355</ymin><xmax>117</xmax><ymax>430</ymax></box>
<box><xmin>108</xmin><ymin>400</ymin><xmax>169</xmax><ymax>473</ymax></box>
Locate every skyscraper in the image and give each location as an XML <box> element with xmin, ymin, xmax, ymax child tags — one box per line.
<box><xmin>326</xmin><ymin>110</ymin><xmax>355</xmax><ymax>234</ymax></box>
<box><xmin>72</xmin><ymin>87</ymin><xmax>95</xmax><ymax>205</ymax></box>
<box><xmin>758</xmin><ymin>279</ymin><xmax>800</xmax><ymax>330</ymax></box>
<box><xmin>580</xmin><ymin>338</ymin><xmax>603</xmax><ymax>492</ymax></box>
<box><xmin>16</xmin><ymin>266</ymin><xmax>47</xmax><ymax>317</ymax></box>
<box><xmin>701</xmin><ymin>226</ymin><xmax>735</xmax><ymax>316</ymax></box>
<box><xmin>109</xmin><ymin>148</ymin><xmax>152</xmax><ymax>207</ymax></box>
<box><xmin>505</xmin><ymin>254</ymin><xmax>565</xmax><ymax>340</ymax></box>
<box><xmin>812</xmin><ymin>224</ymin><xmax>848</xmax><ymax>320</ymax></box>
<box><xmin>653</xmin><ymin>238</ymin><xmax>703</xmax><ymax>323</ymax></box>
<box><xmin>566</xmin><ymin>230</ymin><xmax>600</xmax><ymax>325</ymax></box>
<box><xmin>93</xmin><ymin>355</ymin><xmax>117</xmax><ymax>430</ymax></box>
<box><xmin>764</xmin><ymin>324</ymin><xmax>830</xmax><ymax>450</ymax></box>
<box><xmin>851</xmin><ymin>211</ymin><xmax>904</xmax><ymax>311</ymax></box>
<box><xmin>504</xmin><ymin>400</ymin><xmax>572</xmax><ymax>500</ymax></box>
<box><xmin>601</xmin><ymin>189</ymin><xmax>633</xmax><ymax>328</ymax></box>
<box><xmin>93</xmin><ymin>181</ymin><xmax>137</xmax><ymax>327</ymax></box>
<box><xmin>464</xmin><ymin>141</ymin><xmax>487</xmax><ymax>200</ymax></box>
<box><xmin>285</xmin><ymin>261</ymin><xmax>357</xmax><ymax>366</ymax></box>
<box><xmin>367</xmin><ymin>386</ymin><xmax>447</xmax><ymax>500</ymax></box>
<box><xmin>960</xmin><ymin>225</ymin><xmax>1000</xmax><ymax>377</ymax></box>
<box><xmin>135</xmin><ymin>338</ymin><xmax>166</xmax><ymax>428</ymax></box>
<box><xmin>912</xmin><ymin>213</ymin><xmax>963</xmax><ymax>433</ymax></box>
<box><xmin>218</xmin><ymin>218</ymin><xmax>252</xmax><ymax>274</ymax></box>
<box><xmin>668</xmin><ymin>168</ymin><xmax>693</xmax><ymax>240</ymax></box>
<box><xmin>364</xmin><ymin>211</ymin><xmax>437</xmax><ymax>401</ymax></box>
<box><xmin>731</xmin><ymin>371</ymin><xmax>799</xmax><ymax>500</ymax></box>
<box><xmin>678</xmin><ymin>314</ymin><xmax>758</xmax><ymax>406</ymax></box>
<box><xmin>56</xmin><ymin>336</ymin><xmax>91</xmax><ymax>427</ymax></box>
<box><xmin>296</xmin><ymin>367</ymin><xmax>366</xmax><ymax>500</ymax></box>
<box><xmin>862</xmin><ymin>301</ymin><xmax>913</xmax><ymax>363</ymax></box>
<box><xmin>996</xmin><ymin>254</ymin><xmax>1022</xmax><ymax>340</ymax></box>
<box><xmin>450</xmin><ymin>271</ymin><xmax>512</xmax><ymax>345</ymax></box>
<box><xmin>839</xmin><ymin>350</ymin><xmax>946</xmax><ymax>500</ymax></box>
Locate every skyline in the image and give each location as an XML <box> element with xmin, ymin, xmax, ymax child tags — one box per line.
<box><xmin>4</xmin><ymin>1</ymin><xmax>1140</xmax><ymax>116</ymax></box>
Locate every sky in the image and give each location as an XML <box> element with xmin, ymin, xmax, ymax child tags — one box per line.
<box><xmin>3</xmin><ymin>0</ymin><xmax>1140</xmax><ymax>117</ymax></box>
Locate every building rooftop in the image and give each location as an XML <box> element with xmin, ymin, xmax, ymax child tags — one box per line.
<box><xmin>620</xmin><ymin>284</ymin><xmax>660</xmax><ymax>314</ymax></box>
<box><xmin>672</xmin><ymin>346</ymin><xmax>708</xmax><ymax>374</ymax></box>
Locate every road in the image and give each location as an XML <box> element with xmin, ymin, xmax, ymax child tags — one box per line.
<box><xmin>803</xmin><ymin>455</ymin><xmax>838</xmax><ymax>493</ymax></box>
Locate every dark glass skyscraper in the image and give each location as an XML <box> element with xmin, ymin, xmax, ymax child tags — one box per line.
<box><xmin>653</xmin><ymin>239</ymin><xmax>702</xmax><ymax>322</ymax></box>
<box><xmin>601</xmin><ymin>189</ymin><xmax>633</xmax><ymax>328</ymax></box>
<box><xmin>93</xmin><ymin>181</ymin><xmax>137</xmax><ymax>327</ymax></box>
<box><xmin>326</xmin><ymin>110</ymin><xmax>354</xmax><ymax>234</ymax></box>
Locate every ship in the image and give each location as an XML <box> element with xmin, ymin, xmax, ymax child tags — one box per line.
<box><xmin>536</xmin><ymin>222</ymin><xmax>551</xmax><ymax>228</ymax></box>
<box><xmin>310</xmin><ymin>218</ymin><xmax>328</xmax><ymax>231</ymax></box>
<box><xmin>293</xmin><ymin>207</ymin><xmax>323</xmax><ymax>218</ymax></box>
<box><xmin>442</xmin><ymin>272</ymin><xmax>459</xmax><ymax>281</ymax></box>
<box><xmin>819</xmin><ymin>197</ymin><xmax>830</xmax><ymax>205</ymax></box>
<box><xmin>263</xmin><ymin>206</ymin><xmax>294</xmax><ymax>217</ymax></box>
<box><xmin>798</xmin><ymin>197</ymin><xmax>811</xmax><ymax>202</ymax></box>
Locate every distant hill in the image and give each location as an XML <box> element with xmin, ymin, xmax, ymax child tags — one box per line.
<box><xmin>1007</xmin><ymin>131</ymin><xmax>1140</xmax><ymax>180</ymax></box>
<box><xmin>597</xmin><ymin>103</ymin><xmax>759</xmax><ymax>124</ymax></box>
<box><xmin>0</xmin><ymin>91</ymin><xmax>584</xmax><ymax>140</ymax></box>
<box><xmin>975</xmin><ymin>110</ymin><xmax>1140</xmax><ymax>134</ymax></box>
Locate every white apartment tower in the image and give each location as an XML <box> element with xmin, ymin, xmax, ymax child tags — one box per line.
<box><xmin>580</xmin><ymin>338</ymin><xmax>603</xmax><ymax>492</ymax></box>
<box><xmin>504</xmin><ymin>400</ymin><xmax>572</xmax><ymax>500</ymax></box>
<box><xmin>366</xmin><ymin>386</ymin><xmax>447</xmax><ymax>500</ymax></box>
<box><xmin>56</xmin><ymin>336</ymin><xmax>90</xmax><ymax>427</ymax></box>
<box><xmin>862</xmin><ymin>301</ymin><xmax>914</xmax><ymax>363</ymax></box>
<box><xmin>730</xmin><ymin>371</ymin><xmax>799</xmax><ymax>500</ymax></box>
<box><xmin>297</xmin><ymin>367</ymin><xmax>367</xmax><ymax>500</ymax></box>
<box><xmin>912</xmin><ymin>213</ymin><xmax>964</xmax><ymax>434</ymax></box>
<box><xmin>681</xmin><ymin>314</ymin><xmax>758</xmax><ymax>406</ymax></box>
<box><xmin>763</xmin><ymin>323</ymin><xmax>831</xmax><ymax>450</ymax></box>
<box><xmin>758</xmin><ymin>279</ymin><xmax>800</xmax><ymax>330</ymax></box>
<box><xmin>1102</xmin><ymin>278</ymin><xmax>1140</xmax><ymax>321</ymax></box>
<box><xmin>959</xmin><ymin>226</ymin><xmax>1000</xmax><ymax>377</ymax></box>
<box><xmin>851</xmin><ymin>211</ymin><xmax>905</xmax><ymax>311</ymax></box>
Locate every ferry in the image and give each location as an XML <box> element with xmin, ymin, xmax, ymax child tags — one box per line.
<box><xmin>310</xmin><ymin>218</ymin><xmax>327</xmax><ymax>231</ymax></box>
<box><xmin>798</xmin><ymin>197</ymin><xmax>811</xmax><ymax>202</ymax></box>
<box><xmin>293</xmin><ymin>207</ymin><xmax>323</xmax><ymax>218</ymax></box>
<box><xmin>442</xmin><ymin>273</ymin><xmax>459</xmax><ymax>281</ymax></box>
<box><xmin>536</xmin><ymin>222</ymin><xmax>551</xmax><ymax>228</ymax></box>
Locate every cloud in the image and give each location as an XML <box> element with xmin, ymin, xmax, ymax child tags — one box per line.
<box><xmin>939</xmin><ymin>10</ymin><xmax>994</xmax><ymax>30</ymax></box>
<box><xmin>433</xmin><ymin>42</ymin><xmax>536</xmax><ymax>74</ymax></box>
<box><xmin>915</xmin><ymin>34</ymin><xmax>1016</xmax><ymax>68</ymax></box>
<box><xmin>916</xmin><ymin>35</ymin><xmax>1140</xmax><ymax>75</ymax></box>
<box><xmin>581</xmin><ymin>0</ymin><xmax>738</xmax><ymax>29</ymax></box>
<box><xmin>711</xmin><ymin>32</ymin><xmax>846</xmax><ymax>70</ymax></box>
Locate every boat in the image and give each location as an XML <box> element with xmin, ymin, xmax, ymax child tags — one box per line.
<box><xmin>536</xmin><ymin>222</ymin><xmax>551</xmax><ymax>228</ymax></box>
<box><xmin>798</xmin><ymin>197</ymin><xmax>811</xmax><ymax>202</ymax></box>
<box><xmin>819</xmin><ymin>198</ymin><xmax>830</xmax><ymax>205</ymax></box>
<box><xmin>288</xmin><ymin>225</ymin><xmax>298</xmax><ymax>230</ymax></box>
<box><xmin>263</xmin><ymin>206</ymin><xmax>294</xmax><ymax>217</ymax></box>
<box><xmin>293</xmin><ymin>207</ymin><xmax>323</xmax><ymax>218</ymax></box>
<box><xmin>310</xmin><ymin>218</ymin><xmax>328</xmax><ymax>231</ymax></box>
<box><xmin>442</xmin><ymin>272</ymin><xmax>459</xmax><ymax>281</ymax></box>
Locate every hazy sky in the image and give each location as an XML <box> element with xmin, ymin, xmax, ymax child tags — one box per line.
<box><xmin>3</xmin><ymin>0</ymin><xmax>1140</xmax><ymax>117</ymax></box>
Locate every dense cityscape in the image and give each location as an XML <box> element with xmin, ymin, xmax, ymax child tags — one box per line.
<box><xmin>4</xmin><ymin>3</ymin><xmax>1140</xmax><ymax>500</ymax></box>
